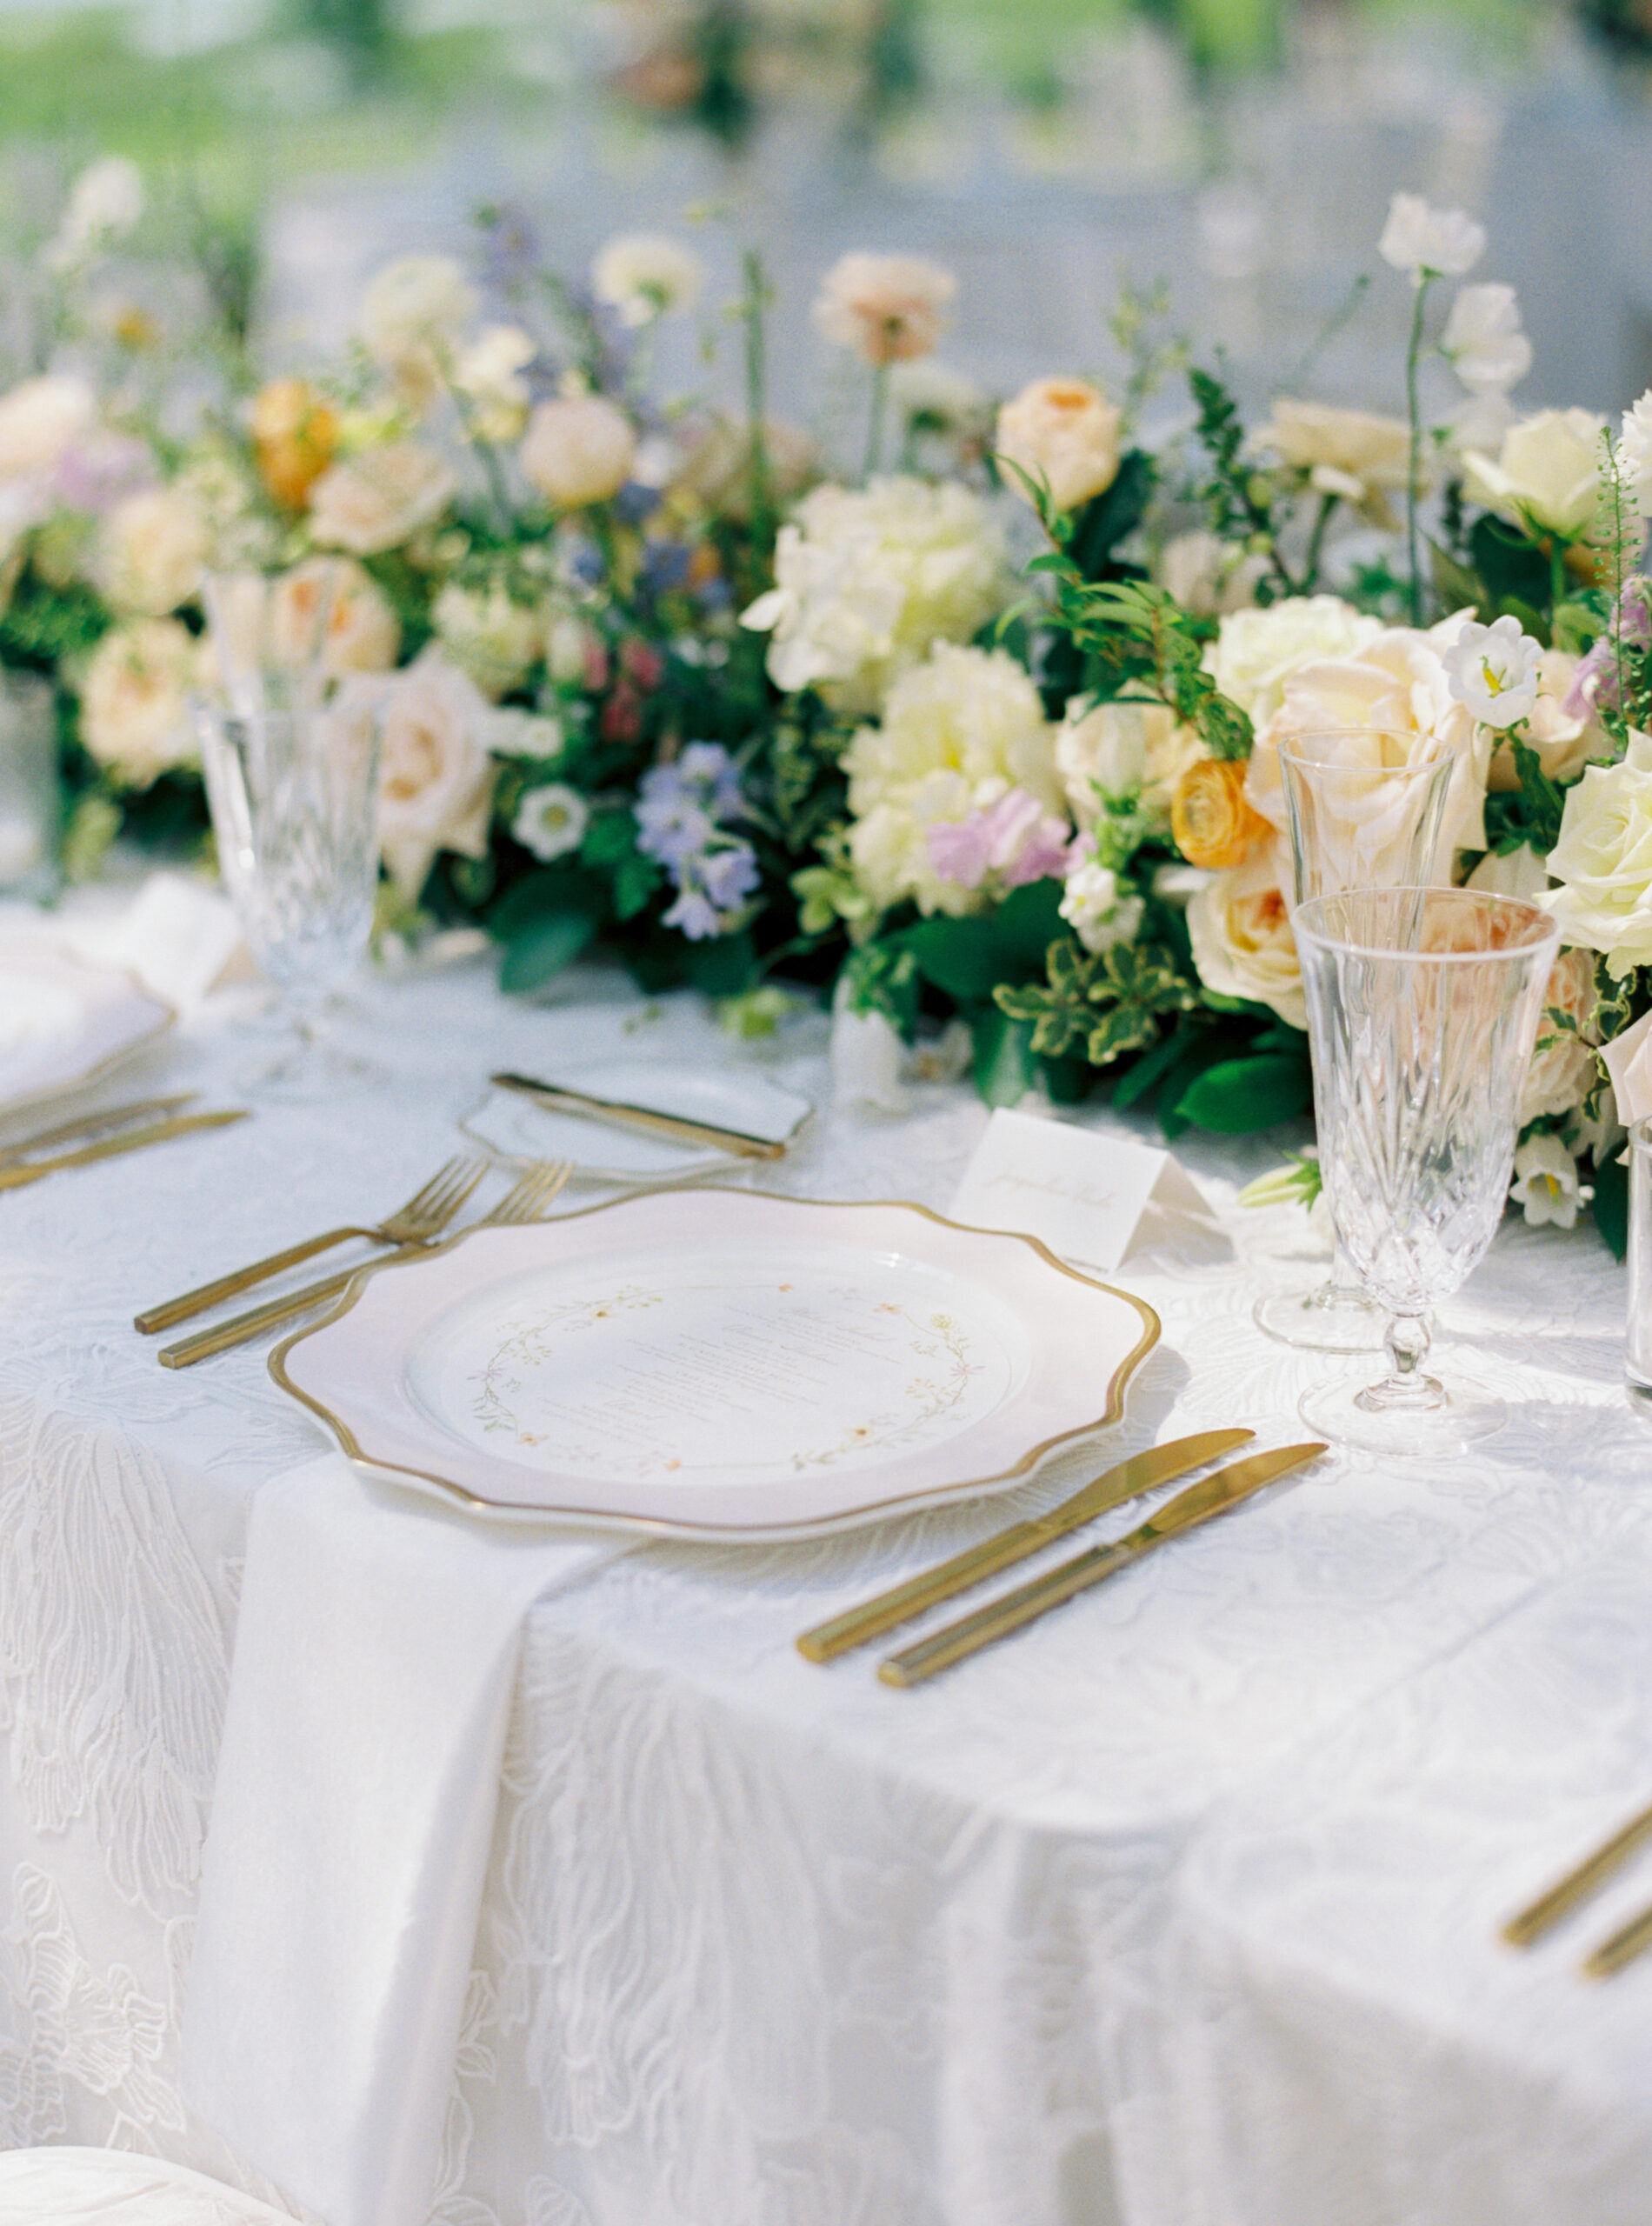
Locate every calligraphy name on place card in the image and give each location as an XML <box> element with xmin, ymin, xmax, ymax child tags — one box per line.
<box><xmin>949</xmin><ymin>1107</ymin><xmax>1211</xmax><ymax>1273</ymax></box>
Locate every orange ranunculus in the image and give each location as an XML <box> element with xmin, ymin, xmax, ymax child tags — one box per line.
<box><xmin>251</xmin><ymin>378</ymin><xmax>339</xmax><ymax>510</ymax></box>
<box><xmin>1172</xmin><ymin>756</ymin><xmax>1270</xmax><ymax>869</ymax></box>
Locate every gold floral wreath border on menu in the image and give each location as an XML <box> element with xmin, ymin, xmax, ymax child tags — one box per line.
<box><xmin>267</xmin><ymin>1188</ymin><xmax>1162</xmax><ymax>1537</ymax></box>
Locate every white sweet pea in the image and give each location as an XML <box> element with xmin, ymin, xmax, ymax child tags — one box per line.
<box><xmin>1442</xmin><ymin>615</ymin><xmax>1543</xmax><ymax>731</ymax></box>
<box><xmin>1440</xmin><ymin>283</ymin><xmax>1531</xmax><ymax>393</ymax></box>
<box><xmin>511</xmin><ymin>781</ymin><xmax>590</xmax><ymax>862</ymax></box>
<box><xmin>1621</xmin><ymin>390</ymin><xmax>1652</xmax><ymax>510</ymax></box>
<box><xmin>1059</xmin><ymin>857</ymin><xmax>1144</xmax><ymax>954</ymax></box>
<box><xmin>1509</xmin><ymin>1134</ymin><xmax>1591</xmax><ymax>1230</ymax></box>
<box><xmin>1377</xmin><ymin>192</ymin><xmax>1486</xmax><ymax>283</ymax></box>
<box><xmin>591</xmin><ymin>234</ymin><xmax>703</xmax><ymax>327</ymax></box>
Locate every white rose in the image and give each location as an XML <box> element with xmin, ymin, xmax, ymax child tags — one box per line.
<box><xmin>1249</xmin><ymin>616</ymin><xmax>1493</xmax><ymax>870</ymax></box>
<box><xmin>1519</xmin><ymin>945</ymin><xmax>1600</xmax><ymax>1124</ymax></box>
<box><xmin>430</xmin><ymin>577</ymin><xmax>542</xmax><ymax>698</ymax></box>
<box><xmin>77</xmin><ymin>617</ymin><xmax>197</xmax><ymax>787</ymax></box>
<box><xmin>1462</xmin><ymin>409</ymin><xmax>1606</xmax><ymax>541</ymax></box>
<box><xmin>1509</xmin><ymin>1133</ymin><xmax>1590</xmax><ymax>1230</ymax></box>
<box><xmin>374</xmin><ymin>656</ymin><xmax>498</xmax><ymax>903</ymax></box>
<box><xmin>511</xmin><ymin>781</ymin><xmax>589</xmax><ymax>862</ymax></box>
<box><xmin>1206</xmin><ymin>596</ymin><xmax>1383</xmax><ymax>729</ymax></box>
<box><xmin>453</xmin><ymin>324</ymin><xmax>535</xmax><ymax>444</ymax></box>
<box><xmin>1156</xmin><ymin>528</ymin><xmax>1267</xmax><ymax>617</ymax></box>
<box><xmin>1060</xmin><ymin>857</ymin><xmax>1145</xmax><ymax>954</ymax></box>
<box><xmin>92</xmin><ymin>487</ymin><xmax>208</xmax><ymax>616</ymax></box>
<box><xmin>740</xmin><ymin>475</ymin><xmax>1011</xmax><ymax>717</ymax></box>
<box><xmin>995</xmin><ymin>377</ymin><xmax>1122</xmax><ymax>513</ymax></box>
<box><xmin>0</xmin><ymin>374</ymin><xmax>95</xmax><ymax>477</ymax></box>
<box><xmin>673</xmin><ymin>415</ymin><xmax>817</xmax><ymax>523</ymax></box>
<box><xmin>520</xmin><ymin>395</ymin><xmax>637</xmax><ymax>509</ymax></box>
<box><xmin>1542</xmin><ymin>730</ymin><xmax>1652</xmax><ymax>976</ymax></box>
<box><xmin>269</xmin><ymin>556</ymin><xmax>401</xmax><ymax>676</ymax></box>
<box><xmin>307</xmin><ymin>441</ymin><xmax>457</xmax><ymax>556</ymax></box>
<box><xmin>1377</xmin><ymin>192</ymin><xmax>1486</xmax><ymax>281</ymax></box>
<box><xmin>1056</xmin><ymin>696</ymin><xmax>1201</xmax><ymax>826</ymax></box>
<box><xmin>1251</xmin><ymin>399</ymin><xmax>1415</xmax><ymax>513</ymax></box>
<box><xmin>359</xmin><ymin>254</ymin><xmax>476</xmax><ymax>366</ymax></box>
<box><xmin>1621</xmin><ymin>390</ymin><xmax>1652</xmax><ymax>510</ymax></box>
<box><xmin>1441</xmin><ymin>283</ymin><xmax>1532</xmax><ymax>394</ymax></box>
<box><xmin>591</xmin><ymin>234</ymin><xmax>704</xmax><ymax>327</ymax></box>
<box><xmin>811</xmin><ymin>252</ymin><xmax>956</xmax><ymax>366</ymax></box>
<box><xmin>1187</xmin><ymin>841</ymin><xmax>1306</xmax><ymax>1030</ymax></box>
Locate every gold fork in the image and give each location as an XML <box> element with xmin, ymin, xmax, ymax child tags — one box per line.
<box><xmin>135</xmin><ymin>1156</ymin><xmax>488</xmax><ymax>1334</ymax></box>
<box><xmin>157</xmin><ymin>1160</ymin><xmax>575</xmax><ymax>1368</ymax></box>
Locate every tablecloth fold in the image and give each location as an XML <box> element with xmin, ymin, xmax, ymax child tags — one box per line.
<box><xmin>180</xmin><ymin>1452</ymin><xmax>616</xmax><ymax>2226</ymax></box>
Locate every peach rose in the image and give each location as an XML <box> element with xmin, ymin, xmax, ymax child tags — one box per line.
<box><xmin>93</xmin><ymin>487</ymin><xmax>208</xmax><ymax>616</ymax></box>
<box><xmin>373</xmin><ymin>655</ymin><xmax>497</xmax><ymax>901</ymax></box>
<box><xmin>77</xmin><ymin>617</ymin><xmax>197</xmax><ymax>787</ymax></box>
<box><xmin>811</xmin><ymin>251</ymin><xmax>956</xmax><ymax>366</ymax></box>
<box><xmin>1521</xmin><ymin>944</ymin><xmax>1601</xmax><ymax>1123</ymax></box>
<box><xmin>995</xmin><ymin>377</ymin><xmax>1122</xmax><ymax>513</ymax></box>
<box><xmin>270</xmin><ymin>556</ymin><xmax>401</xmax><ymax>676</ymax></box>
<box><xmin>1487</xmin><ymin>649</ymin><xmax>1608</xmax><ymax>792</ymax></box>
<box><xmin>307</xmin><ymin>441</ymin><xmax>457</xmax><ymax>556</ymax></box>
<box><xmin>1187</xmin><ymin>840</ymin><xmax>1306</xmax><ymax>1030</ymax></box>
<box><xmin>520</xmin><ymin>395</ymin><xmax>636</xmax><ymax>509</ymax></box>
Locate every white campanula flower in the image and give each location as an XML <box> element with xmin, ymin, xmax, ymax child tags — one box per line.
<box><xmin>811</xmin><ymin>251</ymin><xmax>956</xmax><ymax>366</ymax></box>
<box><xmin>511</xmin><ymin>782</ymin><xmax>590</xmax><ymax>862</ymax></box>
<box><xmin>1440</xmin><ymin>283</ymin><xmax>1532</xmax><ymax>393</ymax></box>
<box><xmin>829</xmin><ymin>986</ymin><xmax>909</xmax><ymax>1114</ymax></box>
<box><xmin>1621</xmin><ymin>390</ymin><xmax>1652</xmax><ymax>510</ymax></box>
<box><xmin>1509</xmin><ymin>1134</ymin><xmax>1591</xmax><ymax>1230</ymax></box>
<box><xmin>1377</xmin><ymin>192</ymin><xmax>1486</xmax><ymax>283</ymax></box>
<box><xmin>453</xmin><ymin>324</ymin><xmax>535</xmax><ymax>443</ymax></box>
<box><xmin>591</xmin><ymin>234</ymin><xmax>704</xmax><ymax>327</ymax></box>
<box><xmin>1442</xmin><ymin>614</ymin><xmax>1543</xmax><ymax>730</ymax></box>
<box><xmin>359</xmin><ymin>255</ymin><xmax>477</xmax><ymax>367</ymax></box>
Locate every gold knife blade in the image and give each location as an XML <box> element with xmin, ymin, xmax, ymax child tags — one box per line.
<box><xmin>491</xmin><ymin>1070</ymin><xmax>788</xmax><ymax>1161</ymax></box>
<box><xmin>878</xmin><ymin>1440</ymin><xmax>1327</xmax><ymax>1688</ymax></box>
<box><xmin>1583</xmin><ymin>1897</ymin><xmax>1652</xmax><ymax>1979</ymax></box>
<box><xmin>0</xmin><ymin>1092</ymin><xmax>197</xmax><ymax>1167</ymax></box>
<box><xmin>797</xmin><ymin>1427</ymin><xmax>1256</xmax><ymax>1663</ymax></box>
<box><xmin>1502</xmin><ymin>1796</ymin><xmax>1652</xmax><ymax>1949</ymax></box>
<box><xmin>0</xmin><ymin>1109</ymin><xmax>248</xmax><ymax>1190</ymax></box>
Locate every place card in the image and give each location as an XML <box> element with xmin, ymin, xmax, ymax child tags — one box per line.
<box><xmin>949</xmin><ymin>1107</ymin><xmax>1212</xmax><ymax>1273</ymax></box>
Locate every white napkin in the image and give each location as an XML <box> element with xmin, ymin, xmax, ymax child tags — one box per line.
<box><xmin>63</xmin><ymin>870</ymin><xmax>247</xmax><ymax>1018</ymax></box>
<box><xmin>181</xmin><ymin>1454</ymin><xmax>618</xmax><ymax>2226</ymax></box>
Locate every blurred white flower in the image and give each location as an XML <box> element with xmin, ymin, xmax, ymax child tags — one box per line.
<box><xmin>359</xmin><ymin>255</ymin><xmax>477</xmax><ymax>366</ymax></box>
<box><xmin>995</xmin><ymin>377</ymin><xmax>1122</xmax><ymax>513</ymax></box>
<box><xmin>1441</xmin><ymin>283</ymin><xmax>1531</xmax><ymax>393</ymax></box>
<box><xmin>1377</xmin><ymin>192</ymin><xmax>1486</xmax><ymax>282</ymax></box>
<box><xmin>453</xmin><ymin>324</ymin><xmax>535</xmax><ymax>443</ymax></box>
<box><xmin>431</xmin><ymin>576</ymin><xmax>542</xmax><ymax>698</ymax></box>
<box><xmin>374</xmin><ymin>656</ymin><xmax>496</xmax><ymax>901</ymax></box>
<box><xmin>520</xmin><ymin>395</ymin><xmax>636</xmax><ymax>509</ymax></box>
<box><xmin>1060</xmin><ymin>857</ymin><xmax>1144</xmax><ymax>954</ymax></box>
<box><xmin>1509</xmin><ymin>1134</ymin><xmax>1590</xmax><ymax>1230</ymax></box>
<box><xmin>1250</xmin><ymin>399</ymin><xmax>1415</xmax><ymax>515</ymax></box>
<box><xmin>829</xmin><ymin>987</ymin><xmax>909</xmax><ymax>1114</ymax></box>
<box><xmin>486</xmin><ymin>707</ymin><xmax>565</xmax><ymax>759</ymax></box>
<box><xmin>1462</xmin><ymin>409</ymin><xmax>1606</xmax><ymax>540</ymax></box>
<box><xmin>1442</xmin><ymin>387</ymin><xmax>1516</xmax><ymax>457</ymax></box>
<box><xmin>591</xmin><ymin>234</ymin><xmax>703</xmax><ymax>327</ymax></box>
<box><xmin>811</xmin><ymin>252</ymin><xmax>956</xmax><ymax>366</ymax></box>
<box><xmin>1621</xmin><ymin>390</ymin><xmax>1652</xmax><ymax>510</ymax></box>
<box><xmin>47</xmin><ymin>157</ymin><xmax>143</xmax><ymax>269</ymax></box>
<box><xmin>0</xmin><ymin>374</ymin><xmax>95</xmax><ymax>477</ymax></box>
<box><xmin>511</xmin><ymin>781</ymin><xmax>590</xmax><ymax>862</ymax></box>
<box><xmin>308</xmin><ymin>440</ymin><xmax>457</xmax><ymax>556</ymax></box>
<box><xmin>889</xmin><ymin>358</ymin><xmax>986</xmax><ymax>431</ymax></box>
<box><xmin>1442</xmin><ymin>614</ymin><xmax>1542</xmax><ymax>730</ymax></box>
<box><xmin>78</xmin><ymin>617</ymin><xmax>197</xmax><ymax>788</ymax></box>
<box><xmin>92</xmin><ymin>487</ymin><xmax>207</xmax><ymax>616</ymax></box>
<box><xmin>1156</xmin><ymin>528</ymin><xmax>1268</xmax><ymax>617</ymax></box>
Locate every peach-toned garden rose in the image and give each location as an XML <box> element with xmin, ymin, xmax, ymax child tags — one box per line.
<box><xmin>811</xmin><ymin>252</ymin><xmax>956</xmax><ymax>366</ymax></box>
<box><xmin>78</xmin><ymin>617</ymin><xmax>197</xmax><ymax>787</ymax></box>
<box><xmin>1486</xmin><ymin>649</ymin><xmax>1608</xmax><ymax>792</ymax></box>
<box><xmin>1521</xmin><ymin>944</ymin><xmax>1601</xmax><ymax>1123</ymax></box>
<box><xmin>307</xmin><ymin>441</ymin><xmax>457</xmax><ymax>557</ymax></box>
<box><xmin>520</xmin><ymin>396</ymin><xmax>636</xmax><ymax>509</ymax></box>
<box><xmin>1186</xmin><ymin>840</ymin><xmax>1306</xmax><ymax>1030</ymax></box>
<box><xmin>373</xmin><ymin>656</ymin><xmax>497</xmax><ymax>902</ymax></box>
<box><xmin>270</xmin><ymin>556</ymin><xmax>401</xmax><ymax>676</ymax></box>
<box><xmin>995</xmin><ymin>377</ymin><xmax>1122</xmax><ymax>513</ymax></box>
<box><xmin>94</xmin><ymin>487</ymin><xmax>208</xmax><ymax>616</ymax></box>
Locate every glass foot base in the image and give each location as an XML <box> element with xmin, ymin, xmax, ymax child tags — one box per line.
<box><xmin>1255</xmin><ymin>1283</ymin><xmax>1386</xmax><ymax>1356</ymax></box>
<box><xmin>1298</xmin><ymin>1371</ymin><xmax>1506</xmax><ymax>1457</ymax></box>
<box><xmin>234</xmin><ymin>1034</ymin><xmax>379</xmax><ymax>1103</ymax></box>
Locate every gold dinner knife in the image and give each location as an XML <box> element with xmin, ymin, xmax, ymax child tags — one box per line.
<box><xmin>797</xmin><ymin>1428</ymin><xmax>1256</xmax><ymax>1663</ymax></box>
<box><xmin>0</xmin><ymin>1108</ymin><xmax>247</xmax><ymax>1190</ymax></box>
<box><xmin>1502</xmin><ymin>1796</ymin><xmax>1652</xmax><ymax>1950</ymax></box>
<box><xmin>490</xmin><ymin>1070</ymin><xmax>789</xmax><ymax>1161</ymax></box>
<box><xmin>877</xmin><ymin>1440</ymin><xmax>1327</xmax><ymax>1688</ymax></box>
<box><xmin>0</xmin><ymin>1092</ymin><xmax>197</xmax><ymax>1167</ymax></box>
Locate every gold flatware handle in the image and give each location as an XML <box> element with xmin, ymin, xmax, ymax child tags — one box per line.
<box><xmin>158</xmin><ymin>1256</ymin><xmax>389</xmax><ymax>1368</ymax></box>
<box><xmin>878</xmin><ymin>1441</ymin><xmax>1326</xmax><ymax>1688</ymax></box>
<box><xmin>136</xmin><ymin>1225</ymin><xmax>371</xmax><ymax>1334</ymax></box>
<box><xmin>490</xmin><ymin>1070</ymin><xmax>788</xmax><ymax>1161</ymax></box>
<box><xmin>1583</xmin><ymin>1898</ymin><xmax>1652</xmax><ymax>1979</ymax></box>
<box><xmin>1502</xmin><ymin>1796</ymin><xmax>1652</xmax><ymax>1949</ymax></box>
<box><xmin>797</xmin><ymin>1427</ymin><xmax>1256</xmax><ymax>1663</ymax></box>
<box><xmin>0</xmin><ymin>1091</ymin><xmax>196</xmax><ymax>1165</ymax></box>
<box><xmin>0</xmin><ymin>1109</ymin><xmax>248</xmax><ymax>1190</ymax></box>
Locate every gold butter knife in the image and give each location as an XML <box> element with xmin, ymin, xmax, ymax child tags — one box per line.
<box><xmin>878</xmin><ymin>1440</ymin><xmax>1327</xmax><ymax>1688</ymax></box>
<box><xmin>1583</xmin><ymin>1897</ymin><xmax>1652</xmax><ymax>1979</ymax></box>
<box><xmin>0</xmin><ymin>1109</ymin><xmax>248</xmax><ymax>1190</ymax></box>
<box><xmin>1502</xmin><ymin>1796</ymin><xmax>1652</xmax><ymax>1950</ymax></box>
<box><xmin>491</xmin><ymin>1070</ymin><xmax>789</xmax><ymax>1161</ymax></box>
<box><xmin>797</xmin><ymin>1427</ymin><xmax>1256</xmax><ymax>1663</ymax></box>
<box><xmin>0</xmin><ymin>1092</ymin><xmax>197</xmax><ymax>1166</ymax></box>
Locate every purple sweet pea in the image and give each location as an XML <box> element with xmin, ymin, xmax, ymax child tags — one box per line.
<box><xmin>926</xmin><ymin>788</ymin><xmax>1076</xmax><ymax>892</ymax></box>
<box><xmin>697</xmin><ymin>839</ymin><xmax>760</xmax><ymax>911</ymax></box>
<box><xmin>1565</xmin><ymin>584</ymin><xmax>1652</xmax><ymax>719</ymax></box>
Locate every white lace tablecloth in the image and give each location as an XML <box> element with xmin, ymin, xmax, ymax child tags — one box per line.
<box><xmin>1</xmin><ymin>942</ymin><xmax>1649</xmax><ymax>2226</ymax></box>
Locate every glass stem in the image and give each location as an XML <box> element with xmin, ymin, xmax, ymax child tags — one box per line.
<box><xmin>1371</xmin><ymin>1310</ymin><xmax>1439</xmax><ymax>1410</ymax></box>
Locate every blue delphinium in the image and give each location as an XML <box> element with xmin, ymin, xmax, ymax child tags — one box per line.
<box><xmin>636</xmin><ymin>743</ymin><xmax>759</xmax><ymax>941</ymax></box>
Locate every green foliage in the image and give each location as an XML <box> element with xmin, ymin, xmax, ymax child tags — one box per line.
<box><xmin>971</xmin><ymin>1008</ymin><xmax>1039</xmax><ymax>1107</ymax></box>
<box><xmin>994</xmin><ymin>933</ymin><xmax>1199</xmax><ymax>1067</ymax></box>
<box><xmin>839</xmin><ymin>938</ymin><xmax>921</xmax><ymax>1039</ymax></box>
<box><xmin>1469</xmin><ymin>515</ymin><xmax>1553</xmax><ymax>629</ymax></box>
<box><xmin>1172</xmin><ymin>1050</ymin><xmax>1312</xmax><ymax>1133</ymax></box>
<box><xmin>1594</xmin><ymin>1150</ymin><xmax>1629</xmax><ymax>1262</ymax></box>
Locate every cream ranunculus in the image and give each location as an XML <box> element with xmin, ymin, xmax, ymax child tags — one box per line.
<box><xmin>1205</xmin><ymin>596</ymin><xmax>1383</xmax><ymax>729</ymax></box>
<box><xmin>1487</xmin><ymin>649</ymin><xmax>1606</xmax><ymax>791</ymax></box>
<box><xmin>77</xmin><ymin>617</ymin><xmax>197</xmax><ymax>787</ymax></box>
<box><xmin>1186</xmin><ymin>840</ymin><xmax>1306</xmax><ymax>1030</ymax></box>
<box><xmin>1250</xmin><ymin>399</ymin><xmax>1415</xmax><ymax>515</ymax></box>
<box><xmin>591</xmin><ymin>234</ymin><xmax>703</xmax><ymax>327</ymax></box>
<box><xmin>843</xmin><ymin>643</ymin><xmax>1059</xmax><ymax>917</ymax></box>
<box><xmin>1249</xmin><ymin>616</ymin><xmax>1494</xmax><ymax>872</ymax></box>
<box><xmin>0</xmin><ymin>374</ymin><xmax>96</xmax><ymax>477</ymax></box>
<box><xmin>1462</xmin><ymin>408</ymin><xmax>1607</xmax><ymax>541</ymax></box>
<box><xmin>1542</xmin><ymin>731</ymin><xmax>1652</xmax><ymax>976</ymax></box>
<box><xmin>430</xmin><ymin>576</ymin><xmax>543</xmax><ymax>699</ymax></box>
<box><xmin>810</xmin><ymin>252</ymin><xmax>956</xmax><ymax>366</ymax></box>
<box><xmin>307</xmin><ymin>441</ymin><xmax>458</xmax><ymax>556</ymax></box>
<box><xmin>740</xmin><ymin>475</ymin><xmax>1011</xmax><ymax>718</ymax></box>
<box><xmin>92</xmin><ymin>486</ymin><xmax>208</xmax><ymax>616</ymax></box>
<box><xmin>995</xmin><ymin>377</ymin><xmax>1122</xmax><ymax>514</ymax></box>
<box><xmin>270</xmin><ymin>556</ymin><xmax>401</xmax><ymax>675</ymax></box>
<box><xmin>520</xmin><ymin>395</ymin><xmax>637</xmax><ymax>510</ymax></box>
<box><xmin>373</xmin><ymin>656</ymin><xmax>498</xmax><ymax>903</ymax></box>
